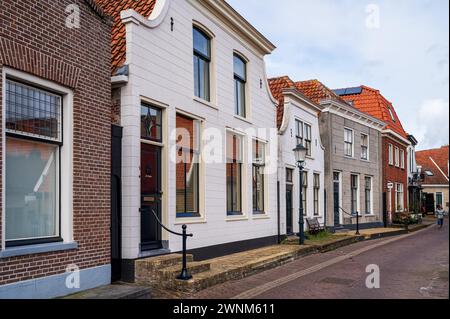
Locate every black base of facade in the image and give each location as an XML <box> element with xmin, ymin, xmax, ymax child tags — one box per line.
<box><xmin>187</xmin><ymin>235</ymin><xmax>280</xmax><ymax>261</ymax></box>
<box><xmin>331</xmin><ymin>222</ymin><xmax>385</xmax><ymax>232</ymax></box>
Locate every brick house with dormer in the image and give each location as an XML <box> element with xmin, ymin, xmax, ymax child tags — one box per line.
<box><xmin>335</xmin><ymin>86</ymin><xmax>410</xmax><ymax>224</ymax></box>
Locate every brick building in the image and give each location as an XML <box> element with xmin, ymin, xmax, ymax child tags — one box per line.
<box><xmin>0</xmin><ymin>0</ymin><xmax>112</xmax><ymax>298</ymax></box>
<box><xmin>335</xmin><ymin>86</ymin><xmax>410</xmax><ymax>224</ymax></box>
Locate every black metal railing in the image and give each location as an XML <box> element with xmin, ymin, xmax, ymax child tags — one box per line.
<box><xmin>149</xmin><ymin>209</ymin><xmax>194</xmax><ymax>280</ymax></box>
<box><xmin>339</xmin><ymin>206</ymin><xmax>360</xmax><ymax>235</ymax></box>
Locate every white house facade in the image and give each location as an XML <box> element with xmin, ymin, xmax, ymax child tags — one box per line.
<box><xmin>269</xmin><ymin>77</ymin><xmax>325</xmax><ymax>236</ymax></box>
<box><xmin>101</xmin><ymin>0</ymin><xmax>279</xmax><ymax>280</ymax></box>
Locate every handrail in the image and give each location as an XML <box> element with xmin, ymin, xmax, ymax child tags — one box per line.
<box><xmin>339</xmin><ymin>207</ymin><xmax>360</xmax><ymax>235</ymax></box>
<box><xmin>141</xmin><ymin>208</ymin><xmax>193</xmax><ymax>280</ymax></box>
<box><xmin>148</xmin><ymin>208</ymin><xmax>193</xmax><ymax>238</ymax></box>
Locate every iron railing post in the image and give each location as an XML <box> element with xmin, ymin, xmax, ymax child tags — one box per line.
<box><xmin>177</xmin><ymin>225</ymin><xmax>192</xmax><ymax>281</ymax></box>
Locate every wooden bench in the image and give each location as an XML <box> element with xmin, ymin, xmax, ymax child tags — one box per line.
<box><xmin>306</xmin><ymin>218</ymin><xmax>325</xmax><ymax>235</ymax></box>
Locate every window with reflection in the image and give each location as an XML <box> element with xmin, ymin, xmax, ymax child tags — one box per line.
<box><xmin>176</xmin><ymin>114</ymin><xmax>200</xmax><ymax>218</ymax></box>
<box><xmin>252</xmin><ymin>140</ymin><xmax>265</xmax><ymax>214</ymax></box>
<box><xmin>313</xmin><ymin>173</ymin><xmax>320</xmax><ymax>216</ymax></box>
<box><xmin>226</xmin><ymin>132</ymin><xmax>243</xmax><ymax>215</ymax></box>
<box><xmin>302</xmin><ymin>171</ymin><xmax>308</xmax><ymax>216</ymax></box>
<box><xmin>193</xmin><ymin>27</ymin><xmax>211</xmax><ymax>101</ymax></box>
<box><xmin>234</xmin><ymin>54</ymin><xmax>247</xmax><ymax>117</ymax></box>
<box><xmin>5</xmin><ymin>79</ymin><xmax>62</xmax><ymax>246</ymax></box>
<box><xmin>141</xmin><ymin>103</ymin><xmax>162</xmax><ymax>142</ymax></box>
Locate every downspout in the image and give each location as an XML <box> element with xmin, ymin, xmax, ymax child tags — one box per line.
<box><xmin>277</xmin><ymin>181</ymin><xmax>281</xmax><ymax>244</ymax></box>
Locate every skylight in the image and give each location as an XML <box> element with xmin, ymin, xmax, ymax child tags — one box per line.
<box><xmin>388</xmin><ymin>107</ymin><xmax>396</xmax><ymax>122</ymax></box>
<box><xmin>425</xmin><ymin>170</ymin><xmax>434</xmax><ymax>176</ymax></box>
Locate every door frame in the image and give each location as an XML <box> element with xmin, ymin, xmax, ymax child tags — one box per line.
<box><xmin>333</xmin><ymin>171</ymin><xmax>342</xmax><ymax>226</ymax></box>
<box><xmin>286</xmin><ymin>184</ymin><xmax>294</xmax><ymax>235</ymax></box>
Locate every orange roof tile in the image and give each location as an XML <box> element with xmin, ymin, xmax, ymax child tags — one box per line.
<box><xmin>416</xmin><ymin>145</ymin><xmax>449</xmax><ymax>185</ymax></box>
<box><xmin>336</xmin><ymin>85</ymin><xmax>408</xmax><ymax>139</ymax></box>
<box><xmin>96</xmin><ymin>0</ymin><xmax>157</xmax><ymax>74</ymax></box>
<box><xmin>268</xmin><ymin>76</ymin><xmax>296</xmax><ymax>128</ymax></box>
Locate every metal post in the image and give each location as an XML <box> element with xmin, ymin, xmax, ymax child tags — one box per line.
<box><xmin>299</xmin><ymin>166</ymin><xmax>305</xmax><ymax>245</ymax></box>
<box><xmin>177</xmin><ymin>225</ymin><xmax>192</xmax><ymax>281</ymax></box>
<box><xmin>356</xmin><ymin>211</ymin><xmax>360</xmax><ymax>235</ymax></box>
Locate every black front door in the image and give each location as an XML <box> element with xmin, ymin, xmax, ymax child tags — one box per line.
<box><xmin>111</xmin><ymin>125</ymin><xmax>123</xmax><ymax>282</ymax></box>
<box><xmin>425</xmin><ymin>193</ymin><xmax>435</xmax><ymax>214</ymax></box>
<box><xmin>140</xmin><ymin>143</ymin><xmax>163</xmax><ymax>251</ymax></box>
<box><xmin>333</xmin><ymin>174</ymin><xmax>340</xmax><ymax>226</ymax></box>
<box><xmin>286</xmin><ymin>185</ymin><xmax>293</xmax><ymax>235</ymax></box>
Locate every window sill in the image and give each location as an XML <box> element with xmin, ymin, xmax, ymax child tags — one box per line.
<box><xmin>0</xmin><ymin>242</ymin><xmax>78</xmax><ymax>259</ymax></box>
<box><xmin>193</xmin><ymin>96</ymin><xmax>218</xmax><ymax>110</ymax></box>
<box><xmin>174</xmin><ymin>217</ymin><xmax>207</xmax><ymax>225</ymax></box>
<box><xmin>252</xmin><ymin>213</ymin><xmax>270</xmax><ymax>220</ymax></box>
<box><xmin>234</xmin><ymin>115</ymin><xmax>253</xmax><ymax>125</ymax></box>
<box><xmin>226</xmin><ymin>215</ymin><xmax>248</xmax><ymax>222</ymax></box>
<box><xmin>344</xmin><ymin>155</ymin><xmax>355</xmax><ymax>160</ymax></box>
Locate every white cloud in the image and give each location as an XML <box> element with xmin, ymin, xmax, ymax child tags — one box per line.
<box><xmin>415</xmin><ymin>99</ymin><xmax>449</xmax><ymax>150</ymax></box>
<box><xmin>227</xmin><ymin>0</ymin><xmax>449</xmax><ymax>149</ymax></box>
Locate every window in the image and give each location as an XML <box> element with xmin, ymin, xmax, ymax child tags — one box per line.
<box><xmin>301</xmin><ymin>171</ymin><xmax>308</xmax><ymax>216</ymax></box>
<box><xmin>193</xmin><ymin>27</ymin><xmax>211</xmax><ymax>101</ymax></box>
<box><xmin>436</xmin><ymin>192</ymin><xmax>443</xmax><ymax>208</ymax></box>
<box><xmin>141</xmin><ymin>103</ymin><xmax>162</xmax><ymax>142</ymax></box>
<box><xmin>361</xmin><ymin>134</ymin><xmax>369</xmax><ymax>160</ymax></box>
<box><xmin>395</xmin><ymin>146</ymin><xmax>400</xmax><ymax>167</ymax></box>
<box><xmin>365</xmin><ymin>177</ymin><xmax>372</xmax><ymax>215</ymax></box>
<box><xmin>388</xmin><ymin>144</ymin><xmax>394</xmax><ymax>165</ymax></box>
<box><xmin>395</xmin><ymin>183</ymin><xmax>404</xmax><ymax>212</ymax></box>
<box><xmin>5</xmin><ymin>79</ymin><xmax>62</xmax><ymax>246</ymax></box>
<box><xmin>226</xmin><ymin>132</ymin><xmax>243</xmax><ymax>215</ymax></box>
<box><xmin>252</xmin><ymin>140</ymin><xmax>265</xmax><ymax>214</ymax></box>
<box><xmin>425</xmin><ymin>170</ymin><xmax>434</xmax><ymax>176</ymax></box>
<box><xmin>234</xmin><ymin>54</ymin><xmax>247</xmax><ymax>117</ymax></box>
<box><xmin>388</xmin><ymin>107</ymin><xmax>396</xmax><ymax>122</ymax></box>
<box><xmin>351</xmin><ymin>175</ymin><xmax>359</xmax><ymax>214</ymax></box>
<box><xmin>344</xmin><ymin>128</ymin><xmax>354</xmax><ymax>157</ymax></box>
<box><xmin>295</xmin><ymin>120</ymin><xmax>312</xmax><ymax>156</ymax></box>
<box><xmin>313</xmin><ymin>174</ymin><xmax>320</xmax><ymax>216</ymax></box>
<box><xmin>286</xmin><ymin>168</ymin><xmax>293</xmax><ymax>183</ymax></box>
<box><xmin>400</xmin><ymin>149</ymin><xmax>405</xmax><ymax>169</ymax></box>
<box><xmin>176</xmin><ymin>114</ymin><xmax>201</xmax><ymax>218</ymax></box>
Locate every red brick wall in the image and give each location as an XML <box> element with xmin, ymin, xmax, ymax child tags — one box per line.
<box><xmin>382</xmin><ymin>136</ymin><xmax>408</xmax><ymax>212</ymax></box>
<box><xmin>0</xmin><ymin>0</ymin><xmax>111</xmax><ymax>285</ymax></box>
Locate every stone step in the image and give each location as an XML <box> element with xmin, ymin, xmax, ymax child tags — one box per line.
<box><xmin>135</xmin><ymin>253</ymin><xmax>194</xmax><ymax>285</ymax></box>
<box><xmin>158</xmin><ymin>261</ymin><xmax>211</xmax><ymax>281</ymax></box>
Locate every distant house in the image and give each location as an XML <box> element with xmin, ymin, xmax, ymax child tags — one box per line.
<box><xmin>293</xmin><ymin>81</ymin><xmax>385</xmax><ymax>230</ymax></box>
<box><xmin>269</xmin><ymin>76</ymin><xmax>325</xmax><ymax>235</ymax></box>
<box><xmin>335</xmin><ymin>86</ymin><xmax>410</xmax><ymax>224</ymax></box>
<box><xmin>407</xmin><ymin>134</ymin><xmax>421</xmax><ymax>213</ymax></box>
<box><xmin>416</xmin><ymin>145</ymin><xmax>449</xmax><ymax>213</ymax></box>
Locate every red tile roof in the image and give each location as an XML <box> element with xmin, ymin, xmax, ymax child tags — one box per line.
<box><xmin>96</xmin><ymin>0</ymin><xmax>157</xmax><ymax>74</ymax></box>
<box><xmin>336</xmin><ymin>85</ymin><xmax>408</xmax><ymax>139</ymax></box>
<box><xmin>268</xmin><ymin>76</ymin><xmax>296</xmax><ymax>128</ymax></box>
<box><xmin>416</xmin><ymin>145</ymin><xmax>449</xmax><ymax>185</ymax></box>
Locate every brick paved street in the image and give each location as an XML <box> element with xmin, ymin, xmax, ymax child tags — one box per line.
<box><xmin>191</xmin><ymin>222</ymin><xmax>449</xmax><ymax>299</ymax></box>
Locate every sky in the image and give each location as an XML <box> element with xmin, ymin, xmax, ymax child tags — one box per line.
<box><xmin>227</xmin><ymin>0</ymin><xmax>449</xmax><ymax>150</ymax></box>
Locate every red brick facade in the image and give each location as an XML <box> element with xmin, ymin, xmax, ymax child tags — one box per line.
<box><xmin>0</xmin><ymin>0</ymin><xmax>111</xmax><ymax>285</ymax></box>
<box><xmin>382</xmin><ymin>136</ymin><xmax>408</xmax><ymax>213</ymax></box>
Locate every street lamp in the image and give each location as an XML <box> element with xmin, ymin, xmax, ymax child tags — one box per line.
<box><xmin>293</xmin><ymin>144</ymin><xmax>307</xmax><ymax>245</ymax></box>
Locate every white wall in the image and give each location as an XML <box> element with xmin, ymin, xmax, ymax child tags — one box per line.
<box><xmin>278</xmin><ymin>98</ymin><xmax>325</xmax><ymax>234</ymax></box>
<box><xmin>120</xmin><ymin>0</ymin><xmax>278</xmax><ymax>258</ymax></box>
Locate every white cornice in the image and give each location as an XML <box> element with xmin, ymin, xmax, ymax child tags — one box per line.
<box><xmin>320</xmin><ymin>99</ymin><xmax>386</xmax><ymax>131</ymax></box>
<box><xmin>382</xmin><ymin>129</ymin><xmax>411</xmax><ymax>146</ymax></box>
<box><xmin>194</xmin><ymin>0</ymin><xmax>276</xmax><ymax>55</ymax></box>
<box><xmin>120</xmin><ymin>0</ymin><xmax>171</xmax><ymax>29</ymax></box>
<box><xmin>429</xmin><ymin>157</ymin><xmax>450</xmax><ymax>182</ymax></box>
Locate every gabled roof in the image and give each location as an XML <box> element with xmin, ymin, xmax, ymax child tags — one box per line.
<box><xmin>416</xmin><ymin>145</ymin><xmax>449</xmax><ymax>185</ymax></box>
<box><xmin>96</xmin><ymin>0</ymin><xmax>157</xmax><ymax>74</ymax></box>
<box><xmin>268</xmin><ymin>76</ymin><xmax>296</xmax><ymax>128</ymax></box>
<box><xmin>334</xmin><ymin>85</ymin><xmax>408</xmax><ymax>139</ymax></box>
<box><xmin>295</xmin><ymin>80</ymin><xmax>348</xmax><ymax>105</ymax></box>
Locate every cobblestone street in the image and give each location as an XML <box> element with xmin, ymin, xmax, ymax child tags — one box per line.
<box><xmin>191</xmin><ymin>222</ymin><xmax>449</xmax><ymax>299</ymax></box>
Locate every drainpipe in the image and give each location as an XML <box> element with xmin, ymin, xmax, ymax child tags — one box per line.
<box><xmin>277</xmin><ymin>181</ymin><xmax>281</xmax><ymax>244</ymax></box>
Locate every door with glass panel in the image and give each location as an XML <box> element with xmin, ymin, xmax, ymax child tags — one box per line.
<box><xmin>140</xmin><ymin>103</ymin><xmax>163</xmax><ymax>251</ymax></box>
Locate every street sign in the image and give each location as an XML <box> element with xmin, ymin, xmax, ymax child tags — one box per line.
<box><xmin>387</xmin><ymin>182</ymin><xmax>394</xmax><ymax>189</ymax></box>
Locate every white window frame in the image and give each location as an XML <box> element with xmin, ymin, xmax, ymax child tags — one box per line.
<box><xmin>2</xmin><ymin>67</ymin><xmax>74</xmax><ymax>250</ymax></box>
<box><xmin>364</xmin><ymin>176</ymin><xmax>373</xmax><ymax>215</ymax></box>
<box><xmin>350</xmin><ymin>174</ymin><xmax>360</xmax><ymax>214</ymax></box>
<box><xmin>394</xmin><ymin>146</ymin><xmax>400</xmax><ymax>167</ymax></box>
<box><xmin>388</xmin><ymin>144</ymin><xmax>394</xmax><ymax>165</ymax></box>
<box><xmin>395</xmin><ymin>183</ymin><xmax>404</xmax><ymax>212</ymax></box>
<box><xmin>400</xmin><ymin>149</ymin><xmax>405</xmax><ymax>169</ymax></box>
<box><xmin>361</xmin><ymin>133</ymin><xmax>369</xmax><ymax>161</ymax></box>
<box><xmin>344</xmin><ymin>128</ymin><xmax>354</xmax><ymax>158</ymax></box>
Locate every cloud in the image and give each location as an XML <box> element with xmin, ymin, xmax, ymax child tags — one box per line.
<box><xmin>415</xmin><ymin>99</ymin><xmax>449</xmax><ymax>150</ymax></box>
<box><xmin>227</xmin><ymin>0</ymin><xmax>449</xmax><ymax>150</ymax></box>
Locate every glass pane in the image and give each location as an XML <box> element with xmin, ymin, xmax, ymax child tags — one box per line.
<box><xmin>6</xmin><ymin>80</ymin><xmax>61</xmax><ymax>141</ymax></box>
<box><xmin>185</xmin><ymin>159</ymin><xmax>199</xmax><ymax>213</ymax></box>
<box><xmin>233</xmin><ymin>55</ymin><xmax>246</xmax><ymax>80</ymax></box>
<box><xmin>6</xmin><ymin>138</ymin><xmax>58</xmax><ymax>241</ymax></box>
<box><xmin>193</xmin><ymin>27</ymin><xmax>210</xmax><ymax>58</ymax></box>
<box><xmin>193</xmin><ymin>55</ymin><xmax>199</xmax><ymax>98</ymax></box>
<box><xmin>141</xmin><ymin>104</ymin><xmax>162</xmax><ymax>141</ymax></box>
<box><xmin>253</xmin><ymin>166</ymin><xmax>264</xmax><ymax>212</ymax></box>
<box><xmin>253</xmin><ymin>140</ymin><xmax>265</xmax><ymax>164</ymax></box>
<box><xmin>227</xmin><ymin>133</ymin><xmax>242</xmax><ymax>163</ymax></box>
<box><xmin>235</xmin><ymin>79</ymin><xmax>246</xmax><ymax>117</ymax></box>
<box><xmin>198</xmin><ymin>58</ymin><xmax>210</xmax><ymax>101</ymax></box>
<box><xmin>227</xmin><ymin>163</ymin><xmax>242</xmax><ymax>213</ymax></box>
<box><xmin>176</xmin><ymin>114</ymin><xmax>200</xmax><ymax>153</ymax></box>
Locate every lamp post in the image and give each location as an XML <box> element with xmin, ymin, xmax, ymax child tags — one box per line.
<box><xmin>293</xmin><ymin>144</ymin><xmax>307</xmax><ymax>245</ymax></box>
